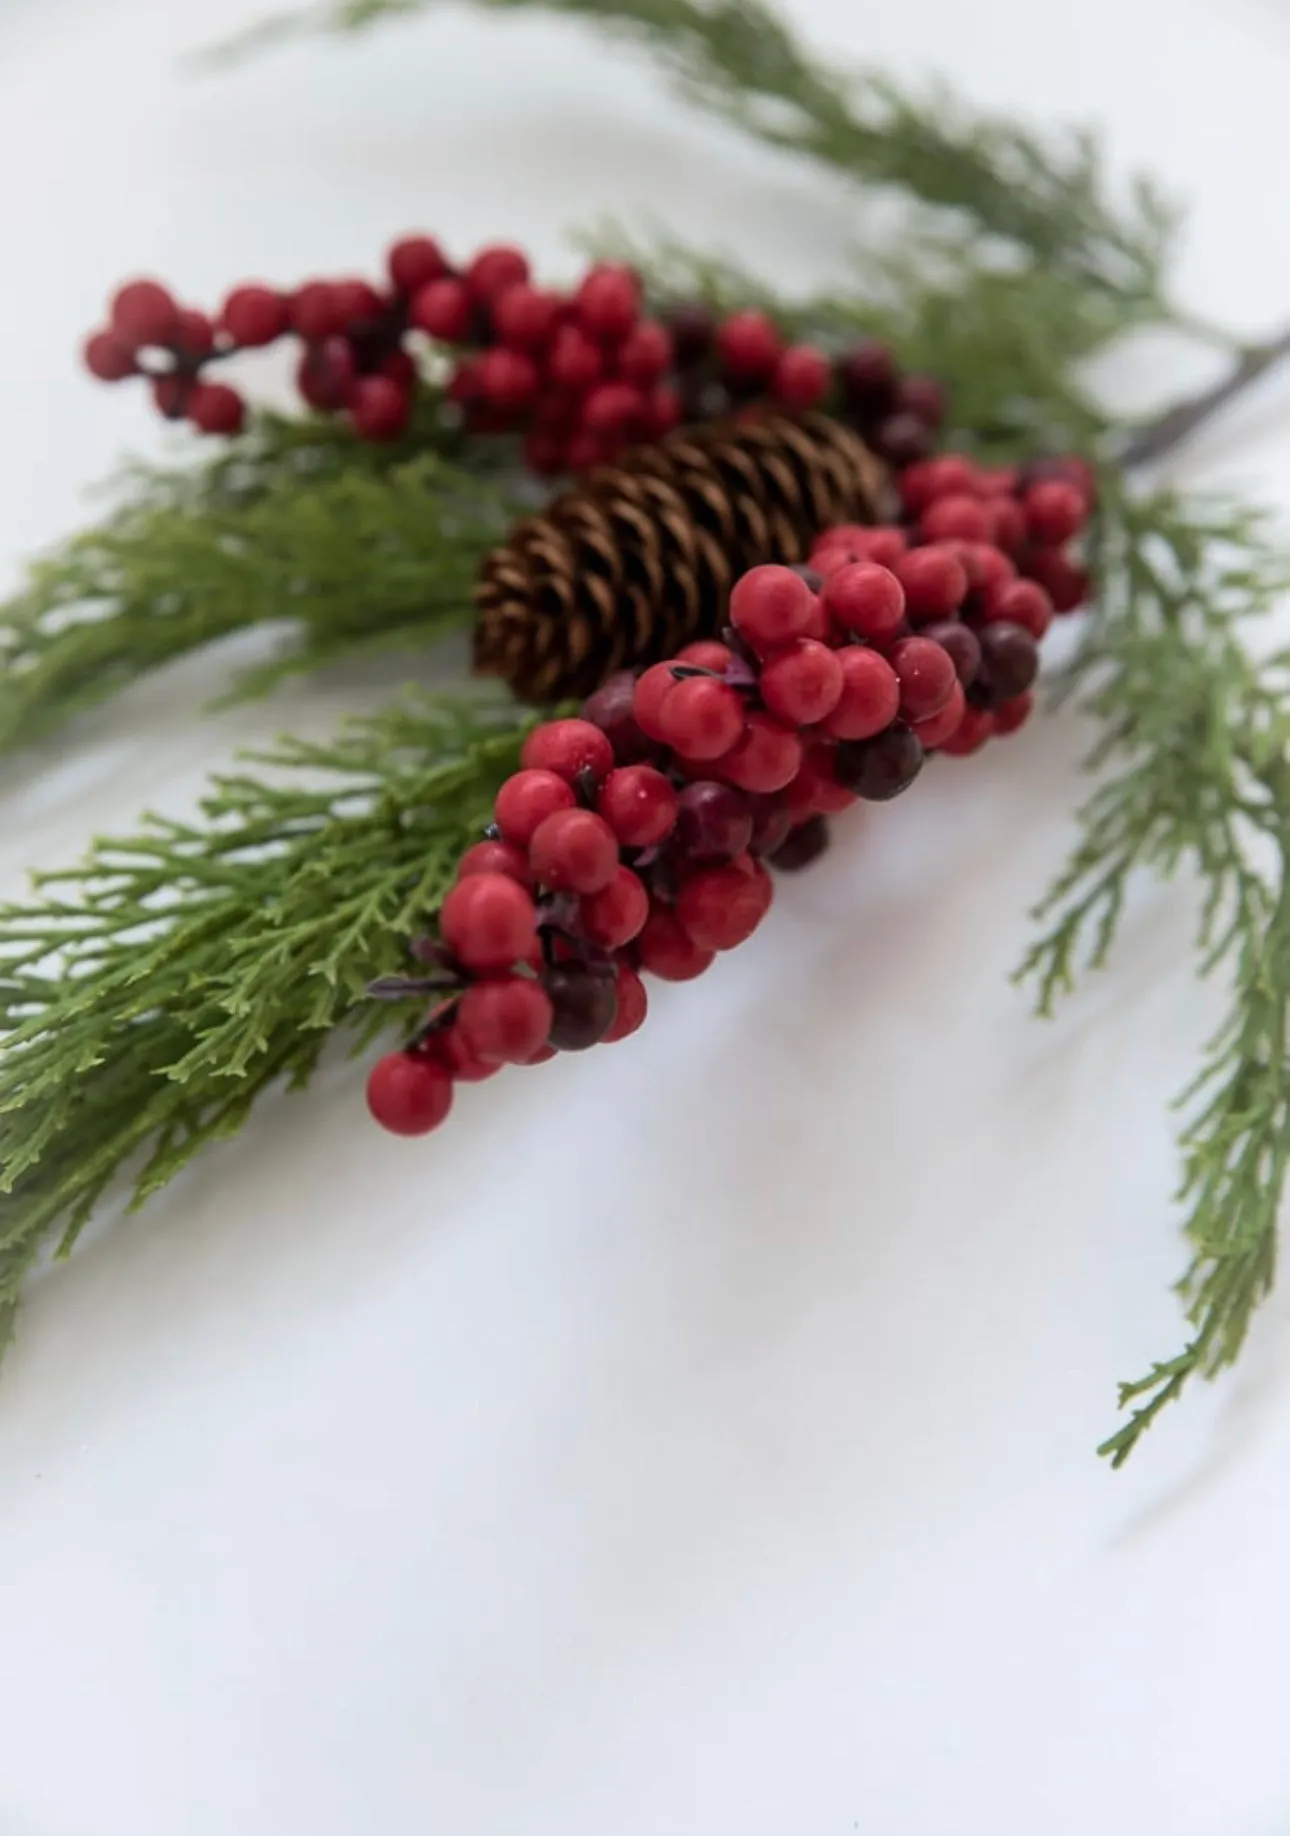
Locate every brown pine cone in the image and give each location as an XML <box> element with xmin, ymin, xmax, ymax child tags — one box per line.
<box><xmin>474</xmin><ymin>410</ymin><xmax>889</xmax><ymax>703</ymax></box>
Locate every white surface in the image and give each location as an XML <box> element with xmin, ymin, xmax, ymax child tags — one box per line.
<box><xmin>2</xmin><ymin>1</ymin><xmax>1290</xmax><ymax>1832</ymax></box>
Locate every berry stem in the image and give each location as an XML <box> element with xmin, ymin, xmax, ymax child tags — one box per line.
<box><xmin>1119</xmin><ymin>325</ymin><xmax>1290</xmax><ymax>470</ymax></box>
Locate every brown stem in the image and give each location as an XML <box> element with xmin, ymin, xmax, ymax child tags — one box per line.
<box><xmin>1119</xmin><ymin>327</ymin><xmax>1290</xmax><ymax>469</ymax></box>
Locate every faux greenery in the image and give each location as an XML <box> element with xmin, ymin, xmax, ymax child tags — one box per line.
<box><xmin>2</xmin><ymin>0</ymin><xmax>1288</xmax><ymax>1459</ymax></box>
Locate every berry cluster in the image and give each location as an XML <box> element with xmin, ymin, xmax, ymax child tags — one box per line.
<box><xmin>82</xmin><ymin>239</ymin><xmax>945</xmax><ymax>476</ymax></box>
<box><xmin>365</xmin><ymin>494</ymin><xmax>1087</xmax><ymax>1136</ymax></box>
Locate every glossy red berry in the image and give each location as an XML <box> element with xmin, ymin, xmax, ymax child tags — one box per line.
<box><xmin>546</xmin><ymin>324</ymin><xmax>603</xmax><ymax>392</ymax></box>
<box><xmin>985</xmin><ymin>497</ymin><xmax>1028</xmax><ymax>554</ymax></box>
<box><xmin>812</xmin><ymin>526</ymin><xmax>908</xmax><ymax>574</ymax></box>
<box><xmin>581</xmin><ymin>865</ymin><xmax>650</xmax><ymax>949</ymax></box>
<box><xmin>348</xmin><ymin>375</ymin><xmax>411</xmax><ymax>441</ymax></box>
<box><xmin>290</xmin><ymin>281</ymin><xmax>347</xmax><ymax>342</ymax></box>
<box><xmin>456</xmin><ymin>975</ymin><xmax>553</xmax><ymax>1064</ymax></box>
<box><xmin>888</xmin><ymin>635</ymin><xmax>957</xmax><ymax>721</ymax></box>
<box><xmin>636</xmin><ymin>904</ymin><xmax>716</xmax><ymax>981</ymax></box>
<box><xmin>993</xmin><ymin>691</ymin><xmax>1035</xmax><ymax>736</ymax></box>
<box><xmin>773</xmin><ymin>344</ymin><xmax>832</xmax><ymax>409</ymax></box>
<box><xmin>387</xmin><ymin>235</ymin><xmax>450</xmax><ymax>295</ymax></box>
<box><xmin>440</xmin><ymin>872</ymin><xmax>537</xmax><ymax>972</ymax></box>
<box><xmin>716</xmin><ymin>309</ymin><xmax>783</xmax><ymax>382</ymax></box>
<box><xmin>602</xmin><ymin>963</ymin><xmax>648</xmax><ymax>1041</ymax></box>
<box><xmin>759</xmin><ymin>638</ymin><xmax>844</xmax><ymax>725</ymax></box>
<box><xmin>659</xmin><ymin>676</ymin><xmax>745</xmax><ymax>760</ymax></box>
<box><xmin>980</xmin><ymin>578</ymin><xmax>1053</xmax><ymax>639</ymax></box>
<box><xmin>187</xmin><ymin>381</ymin><xmax>246</xmax><ymax>436</ymax></box>
<box><xmin>457</xmin><ymin>838</ymin><xmax>533</xmax><ymax>886</ymax></box>
<box><xmin>176</xmin><ymin>309</ymin><xmax>215</xmax><ymax>358</ymax></box>
<box><xmin>597</xmin><ymin>765</ymin><xmax>678</xmax><ymax>847</ymax></box>
<box><xmin>715</xmin><ymin>712</ymin><xmax>802</xmax><ymax>794</ymax></box>
<box><xmin>910</xmin><ymin>678</ymin><xmax>966</xmax><ymax>749</ymax></box>
<box><xmin>898</xmin><ymin>455</ymin><xmax>980</xmax><ymax>514</ymax></box>
<box><xmin>1024</xmin><ymin>547</ymin><xmax>1089</xmax><ymax>613</ymax></box>
<box><xmin>818</xmin><ymin>647</ymin><xmax>901</xmax><ymax>741</ymax></box>
<box><xmin>676</xmin><ymin>640</ymin><xmax>734</xmax><ymax>672</ymax></box>
<box><xmin>574</xmin><ymin>264</ymin><xmax>641</xmax><ymax>343</ymax></box>
<box><xmin>677</xmin><ymin>861</ymin><xmax>772</xmax><ymax>951</ymax></box>
<box><xmin>366</xmin><ymin>1051</ymin><xmax>455</xmax><ymax>1135</ymax></box>
<box><xmin>641</xmin><ymin>385</ymin><xmax>682</xmax><ymax>438</ymax></box>
<box><xmin>937</xmin><ymin>705</ymin><xmax>994</xmax><ymax>757</ymax></box>
<box><xmin>333</xmin><ymin>278</ymin><xmax>384</xmax><ymax>328</ymax></box>
<box><xmin>729</xmin><ymin>564</ymin><xmax>815</xmax><ymax>654</ymax></box>
<box><xmin>529</xmin><ymin>808</ymin><xmax>620</xmax><ymax>894</ymax></box>
<box><xmin>476</xmin><ymin>347</ymin><xmax>539</xmax><ymax>415</ymax></box>
<box><xmin>632</xmin><ymin>662</ymin><xmax>681</xmax><ymax>741</ymax></box>
<box><xmin>954</xmin><ymin>541</ymin><xmax>1016</xmax><ymax>594</ymax></box>
<box><xmin>920</xmin><ymin>494</ymin><xmax>992</xmax><ymax>545</ymax></box>
<box><xmin>580</xmin><ymin>382</ymin><xmax>644</xmax><ymax>436</ymax></box>
<box><xmin>437</xmin><ymin>1025</ymin><xmax>504</xmax><ymax>1083</ymax></box>
<box><xmin>893</xmin><ymin>546</ymin><xmax>970</xmax><ymax>621</ymax></box>
<box><xmin>521</xmin><ymin>717</ymin><xmax>616</xmax><ymax>784</ymax></box>
<box><xmin>821</xmin><ymin>562</ymin><xmax>906</xmax><ymax>642</ymax></box>
<box><xmin>493</xmin><ymin>284</ymin><xmax>564</xmax><ymax>351</ymax></box>
<box><xmin>494</xmin><ymin>769</ymin><xmax>577</xmax><ymax>845</ymax></box>
<box><xmin>110</xmin><ymin>279</ymin><xmax>179</xmax><ymax>346</ymax></box>
<box><xmin>466</xmin><ymin>245</ymin><xmax>530</xmax><ymax>302</ymax></box>
<box><xmin>83</xmin><ymin>331</ymin><xmax>136</xmax><ymax>381</ymax></box>
<box><xmin>1024</xmin><ymin>479</ymin><xmax>1087</xmax><ymax>545</ymax></box>
<box><xmin>409</xmin><ymin>278</ymin><xmax>474</xmax><ymax>341</ymax></box>
<box><xmin>616</xmin><ymin>320</ymin><xmax>673</xmax><ymax>383</ymax></box>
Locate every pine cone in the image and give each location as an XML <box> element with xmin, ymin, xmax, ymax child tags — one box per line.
<box><xmin>474</xmin><ymin>411</ymin><xmax>889</xmax><ymax>703</ymax></box>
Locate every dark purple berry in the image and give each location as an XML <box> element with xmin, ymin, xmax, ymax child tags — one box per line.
<box><xmin>664</xmin><ymin>301</ymin><xmax>717</xmax><ymax>366</ymax></box>
<box><xmin>770</xmin><ymin>816</ymin><xmax>831</xmax><ymax>872</ymax></box>
<box><xmin>919</xmin><ymin>620</ymin><xmax>981</xmax><ymax>686</ymax></box>
<box><xmin>977</xmin><ymin>622</ymin><xmax>1038</xmax><ymax>702</ymax></box>
<box><xmin>543</xmin><ymin>966</ymin><xmax>619</xmax><ymax>1051</ymax></box>
<box><xmin>673</xmin><ymin>781</ymin><xmax>754</xmax><ymax>864</ymax></box>
<box><xmin>833</xmin><ymin>723</ymin><xmax>925</xmax><ymax>801</ymax></box>
<box><xmin>872</xmin><ymin>413</ymin><xmax>935</xmax><ymax>467</ymax></box>
<box><xmin>581</xmin><ymin>672</ymin><xmax>660</xmax><ymax>765</ymax></box>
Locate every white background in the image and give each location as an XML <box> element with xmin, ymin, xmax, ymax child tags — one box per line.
<box><xmin>2</xmin><ymin>1</ymin><xmax>1290</xmax><ymax>1832</ymax></box>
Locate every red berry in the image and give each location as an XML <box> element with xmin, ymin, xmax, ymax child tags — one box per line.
<box><xmin>521</xmin><ymin>717</ymin><xmax>616</xmax><ymax>784</ymax></box>
<box><xmin>920</xmin><ymin>494</ymin><xmax>992</xmax><ymax>545</ymax></box>
<box><xmin>659</xmin><ymin>676</ymin><xmax>745</xmax><ymax>760</ymax></box>
<box><xmin>546</xmin><ymin>324</ymin><xmax>604</xmax><ymax>392</ymax></box>
<box><xmin>409</xmin><ymin>278</ymin><xmax>474</xmax><ymax>342</ymax></box>
<box><xmin>296</xmin><ymin>337</ymin><xmax>356</xmax><ymax>411</ymax></box>
<box><xmin>895</xmin><ymin>374</ymin><xmax>947</xmax><ymax>427</ymax></box>
<box><xmin>812</xmin><ymin>526</ymin><xmax>908</xmax><ymax>573</ymax></box>
<box><xmin>597</xmin><ymin>765</ymin><xmax>678</xmax><ymax>847</ymax></box>
<box><xmin>348</xmin><ymin>375</ymin><xmax>411</xmax><ymax>441</ymax></box>
<box><xmin>1024</xmin><ymin>479</ymin><xmax>1087</xmax><ymax>545</ymax></box>
<box><xmin>580</xmin><ymin>382</ymin><xmax>644</xmax><ymax>436</ymax></box>
<box><xmin>366</xmin><ymin>1051</ymin><xmax>454</xmax><ymax>1136</ymax></box>
<box><xmin>641</xmin><ymin>385</ymin><xmax>682</xmax><ymax>438</ymax></box>
<box><xmin>187</xmin><ymin>381</ymin><xmax>245</xmax><ymax>436</ymax></box>
<box><xmin>379</xmin><ymin>349</ymin><xmax>419</xmax><ymax>391</ymax></box>
<box><xmin>529</xmin><ymin>808</ymin><xmax>620</xmax><ymax>894</ymax></box>
<box><xmin>748</xmin><ymin>796</ymin><xmax>795</xmax><ymax>858</ymax></box>
<box><xmin>334</xmin><ymin>279</ymin><xmax>384</xmax><ymax>327</ymax></box>
<box><xmin>456</xmin><ymin>975</ymin><xmax>553</xmax><ymax>1064</ymax></box>
<box><xmin>636</xmin><ymin>904</ymin><xmax>716</xmax><ymax>981</ymax></box>
<box><xmin>151</xmin><ymin>374</ymin><xmax>189</xmax><ymax>419</ymax></box>
<box><xmin>477</xmin><ymin>346</ymin><xmax>539</xmax><ymax>415</ymax></box>
<box><xmin>773</xmin><ymin>344</ymin><xmax>832</xmax><ymax>409</ymax></box>
<box><xmin>937</xmin><ymin>705</ymin><xmax>994</xmax><ymax>757</ymax></box>
<box><xmin>729</xmin><ymin>564</ymin><xmax>815</xmax><ymax>654</ymax></box>
<box><xmin>565</xmin><ymin>431</ymin><xmax>607</xmax><ymax>472</ymax></box>
<box><xmin>918</xmin><ymin>620</ymin><xmax>981</xmax><ymax>685</ymax></box>
<box><xmin>836</xmin><ymin>340</ymin><xmax>897</xmax><ymax>405</ymax></box>
<box><xmin>978</xmin><ymin>466</ymin><xmax>1019</xmax><ymax>497</ymax></box>
<box><xmin>523</xmin><ymin>1044</ymin><xmax>560</xmax><ymax>1067</ymax></box>
<box><xmin>387</xmin><ymin>235</ymin><xmax>450</xmax><ymax>296</ymax></box>
<box><xmin>581</xmin><ymin>671</ymin><xmax>658</xmax><ymax>764</ymax></box>
<box><xmin>785</xmin><ymin>747</ymin><xmax>855</xmax><ymax>820</ymax></box>
<box><xmin>888</xmin><ymin>635</ymin><xmax>957</xmax><ymax>721</ymax></box>
<box><xmin>83</xmin><ymin>330</ymin><xmax>136</xmax><ymax>381</ymax></box>
<box><xmin>981</xmin><ymin>578</ymin><xmax>1053</xmax><ymax>640</ymax></box>
<box><xmin>439</xmin><ymin>1025</ymin><xmax>504</xmax><ymax>1083</ymax></box>
<box><xmin>581</xmin><ymin>865</ymin><xmax>650</xmax><ymax>948</ymax></box>
<box><xmin>676</xmin><ymin>861</ymin><xmax>773</xmax><ymax>952</ymax></box>
<box><xmin>954</xmin><ymin>542</ymin><xmax>1016</xmax><ymax>594</ymax></box>
<box><xmin>985</xmin><ymin>498</ymin><xmax>1028</xmax><ymax>554</ymax></box>
<box><xmin>716</xmin><ymin>309</ymin><xmax>783</xmax><ymax>382</ymax></box>
<box><xmin>603</xmin><ymin>963</ymin><xmax>648</xmax><ymax>1041</ymax></box>
<box><xmin>759</xmin><ymin>638</ymin><xmax>844</xmax><ymax>725</ymax></box>
<box><xmin>910</xmin><ymin>678</ymin><xmax>966</xmax><ymax>749</ymax></box>
<box><xmin>574</xmin><ymin>264</ymin><xmax>641</xmax><ymax>343</ymax></box>
<box><xmin>440</xmin><ymin>872</ymin><xmax>537</xmax><ymax>972</ymax></box>
<box><xmin>616</xmin><ymin>320</ymin><xmax>673</xmax><ymax>383</ymax></box>
<box><xmin>899</xmin><ymin>455</ymin><xmax>980</xmax><ymax>514</ymax></box>
<box><xmin>110</xmin><ymin>279</ymin><xmax>179</xmax><ymax>346</ymax></box>
<box><xmin>893</xmin><ymin>546</ymin><xmax>970</xmax><ymax>621</ymax></box>
<box><xmin>466</xmin><ymin>245</ymin><xmax>530</xmax><ymax>302</ymax></box>
<box><xmin>633</xmin><ymin>662</ymin><xmax>682</xmax><ymax>741</ymax></box>
<box><xmin>493</xmin><ymin>284</ymin><xmax>564</xmax><ymax>351</ymax></box>
<box><xmin>457</xmin><ymin>838</ymin><xmax>533</xmax><ymax>886</ymax></box>
<box><xmin>176</xmin><ymin>309</ymin><xmax>215</xmax><ymax>357</ymax></box>
<box><xmin>676</xmin><ymin>640</ymin><xmax>734</xmax><ymax>672</ymax></box>
<box><xmin>673</xmin><ymin>781</ymin><xmax>754</xmax><ymax>863</ymax></box>
<box><xmin>821</xmin><ymin>562</ymin><xmax>906</xmax><ymax>642</ymax></box>
<box><xmin>1024</xmin><ymin>547</ymin><xmax>1089</xmax><ymax>614</ymax></box>
<box><xmin>818</xmin><ymin>647</ymin><xmax>901</xmax><ymax>741</ymax></box>
<box><xmin>290</xmin><ymin>281</ymin><xmax>347</xmax><ymax>342</ymax></box>
<box><xmin>715</xmin><ymin>712</ymin><xmax>802</xmax><ymax>794</ymax></box>
<box><xmin>494</xmin><ymin>769</ymin><xmax>576</xmax><ymax>845</ymax></box>
<box><xmin>993</xmin><ymin>691</ymin><xmax>1035</xmax><ymax>736</ymax></box>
